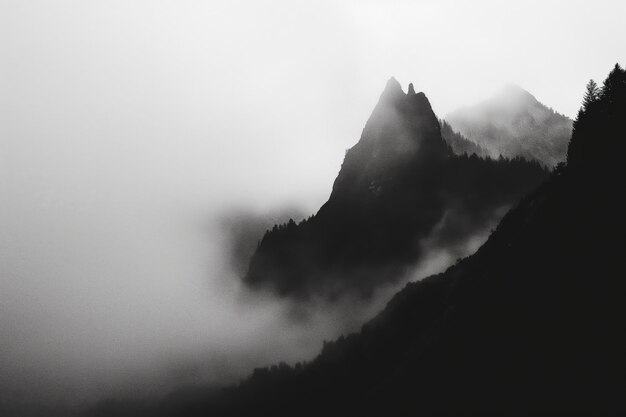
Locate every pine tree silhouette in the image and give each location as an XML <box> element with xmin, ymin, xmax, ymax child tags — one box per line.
<box><xmin>582</xmin><ymin>79</ymin><xmax>599</xmax><ymax>110</ymax></box>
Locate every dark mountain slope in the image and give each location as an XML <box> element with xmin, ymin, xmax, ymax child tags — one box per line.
<box><xmin>446</xmin><ymin>84</ymin><xmax>573</xmax><ymax>167</ymax></box>
<box><xmin>245</xmin><ymin>79</ymin><xmax>547</xmax><ymax>299</ymax></box>
<box><xmin>143</xmin><ymin>65</ymin><xmax>626</xmax><ymax>417</ymax></box>
<box><xmin>440</xmin><ymin>118</ymin><xmax>487</xmax><ymax>157</ymax></box>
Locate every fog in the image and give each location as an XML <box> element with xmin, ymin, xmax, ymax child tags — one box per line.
<box><xmin>1</xmin><ymin>0</ymin><xmax>625</xmax><ymax>413</ymax></box>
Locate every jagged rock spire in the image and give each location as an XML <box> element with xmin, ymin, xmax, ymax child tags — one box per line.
<box><xmin>380</xmin><ymin>77</ymin><xmax>404</xmax><ymax>102</ymax></box>
<box><xmin>384</xmin><ymin>76</ymin><xmax>402</xmax><ymax>92</ymax></box>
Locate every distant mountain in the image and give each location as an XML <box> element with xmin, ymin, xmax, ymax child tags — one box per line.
<box><xmin>446</xmin><ymin>84</ymin><xmax>573</xmax><ymax>167</ymax></box>
<box><xmin>244</xmin><ymin>79</ymin><xmax>548</xmax><ymax>299</ymax></box>
<box><xmin>138</xmin><ymin>64</ymin><xmax>626</xmax><ymax>417</ymax></box>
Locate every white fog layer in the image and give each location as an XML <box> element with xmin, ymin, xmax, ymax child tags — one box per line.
<box><xmin>1</xmin><ymin>0</ymin><xmax>625</xmax><ymax>410</ymax></box>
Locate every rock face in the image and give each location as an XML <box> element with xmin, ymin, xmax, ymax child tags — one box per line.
<box><xmin>244</xmin><ymin>79</ymin><xmax>547</xmax><ymax>300</ymax></box>
<box><xmin>446</xmin><ymin>84</ymin><xmax>573</xmax><ymax>167</ymax></box>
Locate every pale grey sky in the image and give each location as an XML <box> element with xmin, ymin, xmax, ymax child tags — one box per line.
<box><xmin>1</xmin><ymin>0</ymin><xmax>625</xmax><ymax>408</ymax></box>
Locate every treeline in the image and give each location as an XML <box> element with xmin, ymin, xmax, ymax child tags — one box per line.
<box><xmin>568</xmin><ymin>63</ymin><xmax>626</xmax><ymax>171</ymax></box>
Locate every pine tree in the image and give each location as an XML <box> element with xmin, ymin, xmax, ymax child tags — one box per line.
<box><xmin>582</xmin><ymin>79</ymin><xmax>599</xmax><ymax>111</ymax></box>
<box><xmin>601</xmin><ymin>63</ymin><xmax>624</xmax><ymax>105</ymax></box>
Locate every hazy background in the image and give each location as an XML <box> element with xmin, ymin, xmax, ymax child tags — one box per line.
<box><xmin>1</xmin><ymin>0</ymin><xmax>625</xmax><ymax>411</ymax></box>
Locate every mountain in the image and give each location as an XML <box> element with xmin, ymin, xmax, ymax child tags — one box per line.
<box><xmin>244</xmin><ymin>79</ymin><xmax>548</xmax><ymax>300</ymax></box>
<box><xmin>446</xmin><ymin>84</ymin><xmax>573</xmax><ymax>167</ymax></box>
<box><xmin>138</xmin><ymin>64</ymin><xmax>625</xmax><ymax>417</ymax></box>
<box><xmin>439</xmin><ymin>118</ymin><xmax>488</xmax><ymax>157</ymax></box>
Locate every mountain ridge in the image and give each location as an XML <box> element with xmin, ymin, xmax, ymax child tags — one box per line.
<box><xmin>245</xmin><ymin>80</ymin><xmax>548</xmax><ymax>299</ymax></box>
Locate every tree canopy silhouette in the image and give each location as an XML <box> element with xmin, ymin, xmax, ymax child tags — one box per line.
<box><xmin>582</xmin><ymin>79</ymin><xmax>600</xmax><ymax>110</ymax></box>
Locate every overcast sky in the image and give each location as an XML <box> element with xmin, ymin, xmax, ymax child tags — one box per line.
<box><xmin>1</xmin><ymin>0</ymin><xmax>625</xmax><ymax>408</ymax></box>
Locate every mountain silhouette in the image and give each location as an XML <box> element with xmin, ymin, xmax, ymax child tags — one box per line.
<box><xmin>244</xmin><ymin>79</ymin><xmax>548</xmax><ymax>300</ymax></box>
<box><xmin>119</xmin><ymin>64</ymin><xmax>626</xmax><ymax>417</ymax></box>
<box><xmin>446</xmin><ymin>84</ymin><xmax>573</xmax><ymax>167</ymax></box>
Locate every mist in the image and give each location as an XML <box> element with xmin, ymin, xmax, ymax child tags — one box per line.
<box><xmin>2</xmin><ymin>0</ymin><xmax>626</xmax><ymax>414</ymax></box>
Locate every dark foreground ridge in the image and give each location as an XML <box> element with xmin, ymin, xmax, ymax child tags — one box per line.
<box><xmin>97</xmin><ymin>64</ymin><xmax>625</xmax><ymax>417</ymax></box>
<box><xmin>245</xmin><ymin>79</ymin><xmax>548</xmax><ymax>300</ymax></box>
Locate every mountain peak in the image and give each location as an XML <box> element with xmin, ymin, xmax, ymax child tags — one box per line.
<box><xmin>243</xmin><ymin>73</ymin><xmax>549</xmax><ymax>301</ymax></box>
<box><xmin>499</xmin><ymin>83</ymin><xmax>538</xmax><ymax>103</ymax></box>
<box><xmin>501</xmin><ymin>83</ymin><xmax>529</xmax><ymax>93</ymax></box>
<box><xmin>363</xmin><ymin>78</ymin><xmax>446</xmax><ymax>159</ymax></box>
<box><xmin>385</xmin><ymin>76</ymin><xmax>402</xmax><ymax>90</ymax></box>
<box><xmin>380</xmin><ymin>77</ymin><xmax>404</xmax><ymax>100</ymax></box>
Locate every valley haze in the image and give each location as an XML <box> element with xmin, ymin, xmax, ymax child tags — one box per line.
<box><xmin>1</xmin><ymin>1</ymin><xmax>625</xmax><ymax>415</ymax></box>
